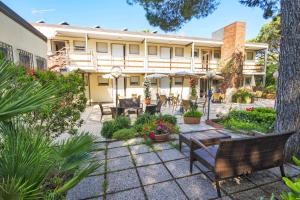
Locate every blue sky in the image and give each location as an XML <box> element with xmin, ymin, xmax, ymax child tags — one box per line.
<box><xmin>2</xmin><ymin>0</ymin><xmax>269</xmax><ymax>39</ymax></box>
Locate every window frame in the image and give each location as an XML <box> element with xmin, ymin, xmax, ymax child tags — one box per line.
<box><xmin>150</xmin><ymin>79</ymin><xmax>158</xmax><ymax>86</ymax></box>
<box><xmin>73</xmin><ymin>40</ymin><xmax>86</xmax><ymax>52</ymax></box>
<box><xmin>246</xmin><ymin>51</ymin><xmax>255</xmax><ymax>61</ymax></box>
<box><xmin>148</xmin><ymin>45</ymin><xmax>158</xmax><ymax>56</ymax></box>
<box><xmin>129</xmin><ymin>44</ymin><xmax>140</xmax><ymax>55</ymax></box>
<box><xmin>130</xmin><ymin>76</ymin><xmax>140</xmax><ymax>86</ymax></box>
<box><xmin>213</xmin><ymin>50</ymin><xmax>221</xmax><ymax>60</ymax></box>
<box><xmin>36</xmin><ymin>56</ymin><xmax>47</xmax><ymax>70</ymax></box>
<box><xmin>96</xmin><ymin>42</ymin><xmax>108</xmax><ymax>53</ymax></box>
<box><xmin>18</xmin><ymin>49</ymin><xmax>33</xmax><ymax>68</ymax></box>
<box><xmin>97</xmin><ymin>76</ymin><xmax>109</xmax><ymax>86</ymax></box>
<box><xmin>174</xmin><ymin>77</ymin><xmax>183</xmax><ymax>86</ymax></box>
<box><xmin>0</xmin><ymin>41</ymin><xmax>13</xmax><ymax>61</ymax></box>
<box><xmin>175</xmin><ymin>47</ymin><xmax>184</xmax><ymax>57</ymax></box>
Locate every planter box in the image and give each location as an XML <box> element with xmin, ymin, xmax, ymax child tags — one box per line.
<box><xmin>152</xmin><ymin>133</ymin><xmax>170</xmax><ymax>142</ymax></box>
<box><xmin>144</xmin><ymin>98</ymin><xmax>151</xmax><ymax>105</ymax></box>
<box><xmin>184</xmin><ymin>117</ymin><xmax>201</xmax><ymax>124</ymax></box>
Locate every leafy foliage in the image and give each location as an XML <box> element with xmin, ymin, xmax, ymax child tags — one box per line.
<box><xmin>183</xmin><ymin>110</ymin><xmax>203</xmax><ymax>118</ymax></box>
<box><xmin>232</xmin><ymin>89</ymin><xmax>254</xmax><ymax>103</ymax></box>
<box><xmin>221</xmin><ymin>107</ymin><xmax>275</xmax><ymax>133</ymax></box>
<box><xmin>156</xmin><ymin>114</ymin><xmax>177</xmax><ymax>125</ymax></box>
<box><xmin>112</xmin><ymin>128</ymin><xmax>137</xmax><ymax>140</ymax></box>
<box><xmin>128</xmin><ymin>0</ymin><xmax>279</xmax><ymax>32</ymax></box>
<box><xmin>143</xmin><ymin>78</ymin><xmax>151</xmax><ymax>99</ymax></box>
<box><xmin>101</xmin><ymin>116</ymin><xmax>131</xmax><ymax>138</ymax></box>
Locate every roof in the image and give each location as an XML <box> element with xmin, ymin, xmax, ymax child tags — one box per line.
<box><xmin>0</xmin><ymin>1</ymin><xmax>47</xmax><ymax>42</ymax></box>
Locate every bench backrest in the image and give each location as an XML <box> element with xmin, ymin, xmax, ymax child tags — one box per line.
<box><xmin>215</xmin><ymin>131</ymin><xmax>294</xmax><ymax>179</ymax></box>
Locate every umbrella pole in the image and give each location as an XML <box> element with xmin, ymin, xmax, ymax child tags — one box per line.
<box><xmin>181</xmin><ymin>77</ymin><xmax>184</xmax><ymax>99</ymax></box>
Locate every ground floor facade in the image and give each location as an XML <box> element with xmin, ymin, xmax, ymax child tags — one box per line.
<box><xmin>83</xmin><ymin>72</ymin><xmax>265</xmax><ymax>104</ymax></box>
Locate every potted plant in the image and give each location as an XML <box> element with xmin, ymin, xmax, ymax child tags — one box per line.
<box><xmin>142</xmin><ymin>120</ymin><xmax>177</xmax><ymax>142</ymax></box>
<box><xmin>183</xmin><ymin>109</ymin><xmax>203</xmax><ymax>124</ymax></box>
<box><xmin>189</xmin><ymin>78</ymin><xmax>197</xmax><ymax>99</ymax></box>
<box><xmin>144</xmin><ymin>79</ymin><xmax>151</xmax><ymax>105</ymax></box>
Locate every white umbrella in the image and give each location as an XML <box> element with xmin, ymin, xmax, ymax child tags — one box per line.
<box><xmin>199</xmin><ymin>74</ymin><xmax>224</xmax><ymax>80</ymax></box>
<box><xmin>250</xmin><ymin>75</ymin><xmax>256</xmax><ymax>87</ymax></box>
<box><xmin>170</xmin><ymin>71</ymin><xmax>200</xmax><ymax>98</ymax></box>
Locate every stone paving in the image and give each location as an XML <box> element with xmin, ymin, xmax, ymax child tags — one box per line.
<box><xmin>67</xmin><ymin>129</ymin><xmax>300</xmax><ymax>200</ymax></box>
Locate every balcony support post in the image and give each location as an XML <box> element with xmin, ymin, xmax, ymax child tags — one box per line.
<box><xmin>144</xmin><ymin>38</ymin><xmax>148</xmax><ymax>70</ymax></box>
<box><xmin>263</xmin><ymin>49</ymin><xmax>268</xmax><ymax>86</ymax></box>
<box><xmin>191</xmin><ymin>42</ymin><xmax>195</xmax><ymax>72</ymax></box>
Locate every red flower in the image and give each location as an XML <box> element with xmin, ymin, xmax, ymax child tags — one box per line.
<box><xmin>149</xmin><ymin>132</ymin><xmax>155</xmax><ymax>139</ymax></box>
<box><xmin>246</xmin><ymin>107</ymin><xmax>254</xmax><ymax>111</ymax></box>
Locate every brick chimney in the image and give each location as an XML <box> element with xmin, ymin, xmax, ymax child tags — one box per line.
<box><xmin>212</xmin><ymin>22</ymin><xmax>246</xmax><ymax>61</ymax></box>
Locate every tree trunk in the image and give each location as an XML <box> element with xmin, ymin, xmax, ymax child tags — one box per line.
<box><xmin>276</xmin><ymin>0</ymin><xmax>300</xmax><ymax>161</ymax></box>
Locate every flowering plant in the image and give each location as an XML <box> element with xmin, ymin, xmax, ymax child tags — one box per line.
<box><xmin>189</xmin><ymin>78</ymin><xmax>197</xmax><ymax>97</ymax></box>
<box><xmin>144</xmin><ymin>79</ymin><xmax>151</xmax><ymax>99</ymax></box>
<box><xmin>141</xmin><ymin>119</ymin><xmax>179</xmax><ymax>138</ymax></box>
<box><xmin>246</xmin><ymin>107</ymin><xmax>254</xmax><ymax>111</ymax></box>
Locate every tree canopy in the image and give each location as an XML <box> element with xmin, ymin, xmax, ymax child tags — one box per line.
<box><xmin>128</xmin><ymin>0</ymin><xmax>280</xmax><ymax>32</ymax></box>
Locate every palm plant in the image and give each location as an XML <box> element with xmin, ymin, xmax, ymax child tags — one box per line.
<box><xmin>0</xmin><ymin>59</ymin><xmax>100</xmax><ymax>199</ymax></box>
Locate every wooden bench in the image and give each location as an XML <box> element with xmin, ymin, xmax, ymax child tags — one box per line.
<box><xmin>190</xmin><ymin>131</ymin><xmax>295</xmax><ymax>197</ymax></box>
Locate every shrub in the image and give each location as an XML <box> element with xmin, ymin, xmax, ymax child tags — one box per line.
<box><xmin>157</xmin><ymin>114</ymin><xmax>177</xmax><ymax>125</ymax></box>
<box><xmin>134</xmin><ymin>113</ymin><xmax>157</xmax><ymax>132</ymax></box>
<box><xmin>101</xmin><ymin>116</ymin><xmax>131</xmax><ymax>138</ymax></box>
<box><xmin>112</xmin><ymin>128</ymin><xmax>137</xmax><ymax>140</ymax></box>
<box><xmin>183</xmin><ymin>110</ymin><xmax>203</xmax><ymax>118</ymax></box>
<box><xmin>232</xmin><ymin>89</ymin><xmax>254</xmax><ymax>103</ymax></box>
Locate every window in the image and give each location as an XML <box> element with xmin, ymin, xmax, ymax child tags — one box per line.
<box><xmin>174</xmin><ymin>77</ymin><xmax>183</xmax><ymax>85</ymax></box>
<box><xmin>129</xmin><ymin>44</ymin><xmax>140</xmax><ymax>54</ymax></box>
<box><xmin>97</xmin><ymin>76</ymin><xmax>109</xmax><ymax>86</ymax></box>
<box><xmin>18</xmin><ymin>49</ymin><xmax>33</xmax><ymax>68</ymax></box>
<box><xmin>73</xmin><ymin>41</ymin><xmax>86</xmax><ymax>52</ymax></box>
<box><xmin>151</xmin><ymin>79</ymin><xmax>158</xmax><ymax>86</ymax></box>
<box><xmin>175</xmin><ymin>47</ymin><xmax>184</xmax><ymax>57</ymax></box>
<box><xmin>246</xmin><ymin>51</ymin><xmax>255</xmax><ymax>60</ymax></box>
<box><xmin>0</xmin><ymin>41</ymin><xmax>13</xmax><ymax>61</ymax></box>
<box><xmin>148</xmin><ymin>46</ymin><xmax>157</xmax><ymax>55</ymax></box>
<box><xmin>130</xmin><ymin>76</ymin><xmax>140</xmax><ymax>86</ymax></box>
<box><xmin>193</xmin><ymin>49</ymin><xmax>199</xmax><ymax>57</ymax></box>
<box><xmin>36</xmin><ymin>56</ymin><xmax>47</xmax><ymax>70</ymax></box>
<box><xmin>96</xmin><ymin>42</ymin><xmax>108</xmax><ymax>53</ymax></box>
<box><xmin>84</xmin><ymin>74</ymin><xmax>89</xmax><ymax>86</ymax></box>
<box><xmin>213</xmin><ymin>50</ymin><xmax>221</xmax><ymax>60</ymax></box>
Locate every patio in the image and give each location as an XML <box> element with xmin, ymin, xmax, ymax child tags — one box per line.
<box><xmin>64</xmin><ymin>98</ymin><xmax>298</xmax><ymax>200</ymax></box>
<box><xmin>67</xmin><ymin>130</ymin><xmax>300</xmax><ymax>200</ymax></box>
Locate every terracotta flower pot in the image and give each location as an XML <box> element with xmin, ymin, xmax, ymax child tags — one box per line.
<box><xmin>144</xmin><ymin>98</ymin><xmax>151</xmax><ymax>105</ymax></box>
<box><xmin>152</xmin><ymin>133</ymin><xmax>170</xmax><ymax>142</ymax></box>
<box><xmin>183</xmin><ymin>117</ymin><xmax>201</xmax><ymax>124</ymax></box>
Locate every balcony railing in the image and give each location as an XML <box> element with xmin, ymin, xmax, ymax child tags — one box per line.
<box><xmin>48</xmin><ymin>49</ymin><xmax>264</xmax><ymax>74</ymax></box>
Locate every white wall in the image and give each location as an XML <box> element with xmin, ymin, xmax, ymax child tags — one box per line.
<box><xmin>0</xmin><ymin>12</ymin><xmax>47</xmax><ymax>67</ymax></box>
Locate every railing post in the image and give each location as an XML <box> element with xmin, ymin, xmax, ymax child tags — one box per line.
<box><xmin>144</xmin><ymin>38</ymin><xmax>148</xmax><ymax>70</ymax></box>
<box><xmin>191</xmin><ymin>42</ymin><xmax>195</xmax><ymax>72</ymax></box>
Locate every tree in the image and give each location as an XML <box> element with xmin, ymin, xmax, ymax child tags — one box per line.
<box><xmin>129</xmin><ymin>0</ymin><xmax>300</xmax><ymax>159</ymax></box>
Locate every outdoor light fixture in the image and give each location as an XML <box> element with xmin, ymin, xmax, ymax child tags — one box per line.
<box><xmin>206</xmin><ymin>70</ymin><xmax>216</xmax><ymax>121</ymax></box>
<box><xmin>110</xmin><ymin>66</ymin><xmax>123</xmax><ymax>108</ymax></box>
<box><xmin>273</xmin><ymin>71</ymin><xmax>279</xmax><ymax>79</ymax></box>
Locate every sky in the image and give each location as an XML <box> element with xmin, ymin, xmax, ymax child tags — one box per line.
<box><xmin>2</xmin><ymin>0</ymin><xmax>270</xmax><ymax>39</ymax></box>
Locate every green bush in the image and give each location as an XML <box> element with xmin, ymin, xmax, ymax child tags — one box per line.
<box><xmin>101</xmin><ymin>116</ymin><xmax>131</xmax><ymax>138</ymax></box>
<box><xmin>221</xmin><ymin>107</ymin><xmax>276</xmax><ymax>133</ymax></box>
<box><xmin>232</xmin><ymin>89</ymin><xmax>254</xmax><ymax>103</ymax></box>
<box><xmin>112</xmin><ymin>128</ymin><xmax>137</xmax><ymax>140</ymax></box>
<box><xmin>157</xmin><ymin>114</ymin><xmax>177</xmax><ymax>125</ymax></box>
<box><xmin>134</xmin><ymin>113</ymin><xmax>157</xmax><ymax>132</ymax></box>
<box><xmin>183</xmin><ymin>110</ymin><xmax>203</xmax><ymax>118</ymax></box>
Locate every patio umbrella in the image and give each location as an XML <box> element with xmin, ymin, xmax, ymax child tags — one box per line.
<box><xmin>144</xmin><ymin>73</ymin><xmax>168</xmax><ymax>94</ymax></box>
<box><xmin>250</xmin><ymin>75</ymin><xmax>256</xmax><ymax>87</ymax></box>
<box><xmin>170</xmin><ymin>71</ymin><xmax>200</xmax><ymax>98</ymax></box>
<box><xmin>199</xmin><ymin>74</ymin><xmax>224</xmax><ymax>80</ymax></box>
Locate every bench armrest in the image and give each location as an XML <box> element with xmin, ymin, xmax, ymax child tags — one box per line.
<box><xmin>190</xmin><ymin>137</ymin><xmax>216</xmax><ymax>159</ymax></box>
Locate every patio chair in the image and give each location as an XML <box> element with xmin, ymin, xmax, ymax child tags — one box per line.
<box><xmin>99</xmin><ymin>102</ymin><xmax>112</xmax><ymax>121</ymax></box>
<box><xmin>172</xmin><ymin>94</ymin><xmax>180</xmax><ymax>112</ymax></box>
<box><xmin>198</xmin><ymin>97</ymin><xmax>207</xmax><ymax>114</ymax></box>
<box><xmin>145</xmin><ymin>104</ymin><xmax>157</xmax><ymax>115</ymax></box>
<box><xmin>159</xmin><ymin>95</ymin><xmax>168</xmax><ymax>105</ymax></box>
<box><xmin>189</xmin><ymin>131</ymin><xmax>295</xmax><ymax>197</ymax></box>
<box><xmin>182</xmin><ymin>100</ymin><xmax>191</xmax><ymax>112</ymax></box>
<box><xmin>156</xmin><ymin>100</ymin><xmax>163</xmax><ymax>113</ymax></box>
<box><xmin>212</xmin><ymin>93</ymin><xmax>222</xmax><ymax>103</ymax></box>
<box><xmin>110</xmin><ymin>107</ymin><xmax>125</xmax><ymax>119</ymax></box>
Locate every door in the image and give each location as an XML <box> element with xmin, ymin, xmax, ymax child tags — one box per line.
<box><xmin>160</xmin><ymin>47</ymin><xmax>171</xmax><ymax>59</ymax></box>
<box><xmin>202</xmin><ymin>50</ymin><xmax>210</xmax><ymax>70</ymax></box>
<box><xmin>112</xmin><ymin>44</ymin><xmax>125</xmax><ymax>67</ymax></box>
<box><xmin>52</xmin><ymin>41</ymin><xmax>66</xmax><ymax>52</ymax></box>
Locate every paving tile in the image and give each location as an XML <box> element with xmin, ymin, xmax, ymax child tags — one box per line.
<box><xmin>165</xmin><ymin>159</ymin><xmax>201</xmax><ymax>178</ymax></box>
<box><xmin>93</xmin><ymin>142</ymin><xmax>106</xmax><ymax>150</ymax></box>
<box><xmin>132</xmin><ymin>152</ymin><xmax>161</xmax><ymax>167</ymax></box>
<box><xmin>231</xmin><ymin>188</ymin><xmax>271</xmax><ymax>200</ymax></box>
<box><xmin>108</xmin><ymin>141</ymin><xmax>127</xmax><ymax>149</ymax></box>
<box><xmin>67</xmin><ymin>175</ymin><xmax>104</xmax><ymax>200</ymax></box>
<box><xmin>246</xmin><ymin>170</ymin><xmax>280</xmax><ymax>185</ymax></box>
<box><xmin>107</xmin><ymin>169</ymin><xmax>141</xmax><ymax>193</ymax></box>
<box><xmin>106</xmin><ymin>187</ymin><xmax>145</xmax><ymax>200</ymax></box>
<box><xmin>90</xmin><ymin>162</ymin><xmax>106</xmax><ymax>175</ymax></box>
<box><xmin>215</xmin><ymin>196</ymin><xmax>233</xmax><ymax>200</ymax></box>
<box><xmin>137</xmin><ymin>164</ymin><xmax>172</xmax><ymax>185</ymax></box>
<box><xmin>107</xmin><ymin>147</ymin><xmax>130</xmax><ymax>159</ymax></box>
<box><xmin>269</xmin><ymin>164</ymin><xmax>300</xmax><ymax>177</ymax></box>
<box><xmin>92</xmin><ymin>150</ymin><xmax>106</xmax><ymax>161</ymax></box>
<box><xmin>144</xmin><ymin>180</ymin><xmax>187</xmax><ymax>200</ymax></box>
<box><xmin>130</xmin><ymin>144</ymin><xmax>152</xmax><ymax>155</ymax></box>
<box><xmin>157</xmin><ymin>149</ymin><xmax>185</xmax><ymax>162</ymax></box>
<box><xmin>195</xmin><ymin>161</ymin><xmax>211</xmax><ymax>173</ymax></box>
<box><xmin>88</xmin><ymin>196</ymin><xmax>103</xmax><ymax>200</ymax></box>
<box><xmin>153</xmin><ymin>142</ymin><xmax>173</xmax><ymax>151</ymax></box>
<box><xmin>219</xmin><ymin>176</ymin><xmax>256</xmax><ymax>194</ymax></box>
<box><xmin>107</xmin><ymin>156</ymin><xmax>134</xmax><ymax>172</ymax></box>
<box><xmin>260</xmin><ymin>181</ymin><xmax>290</xmax><ymax>199</ymax></box>
<box><xmin>177</xmin><ymin>174</ymin><xmax>219</xmax><ymax>200</ymax></box>
<box><xmin>125</xmin><ymin>137</ymin><xmax>145</xmax><ymax>146</ymax></box>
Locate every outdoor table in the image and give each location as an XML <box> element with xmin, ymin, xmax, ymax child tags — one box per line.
<box><xmin>145</xmin><ymin>104</ymin><xmax>157</xmax><ymax>115</ymax></box>
<box><xmin>179</xmin><ymin>130</ymin><xmax>231</xmax><ymax>151</ymax></box>
<box><xmin>110</xmin><ymin>107</ymin><xmax>125</xmax><ymax>118</ymax></box>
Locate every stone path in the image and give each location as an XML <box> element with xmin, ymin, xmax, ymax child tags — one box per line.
<box><xmin>67</xmin><ymin>129</ymin><xmax>299</xmax><ymax>200</ymax></box>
